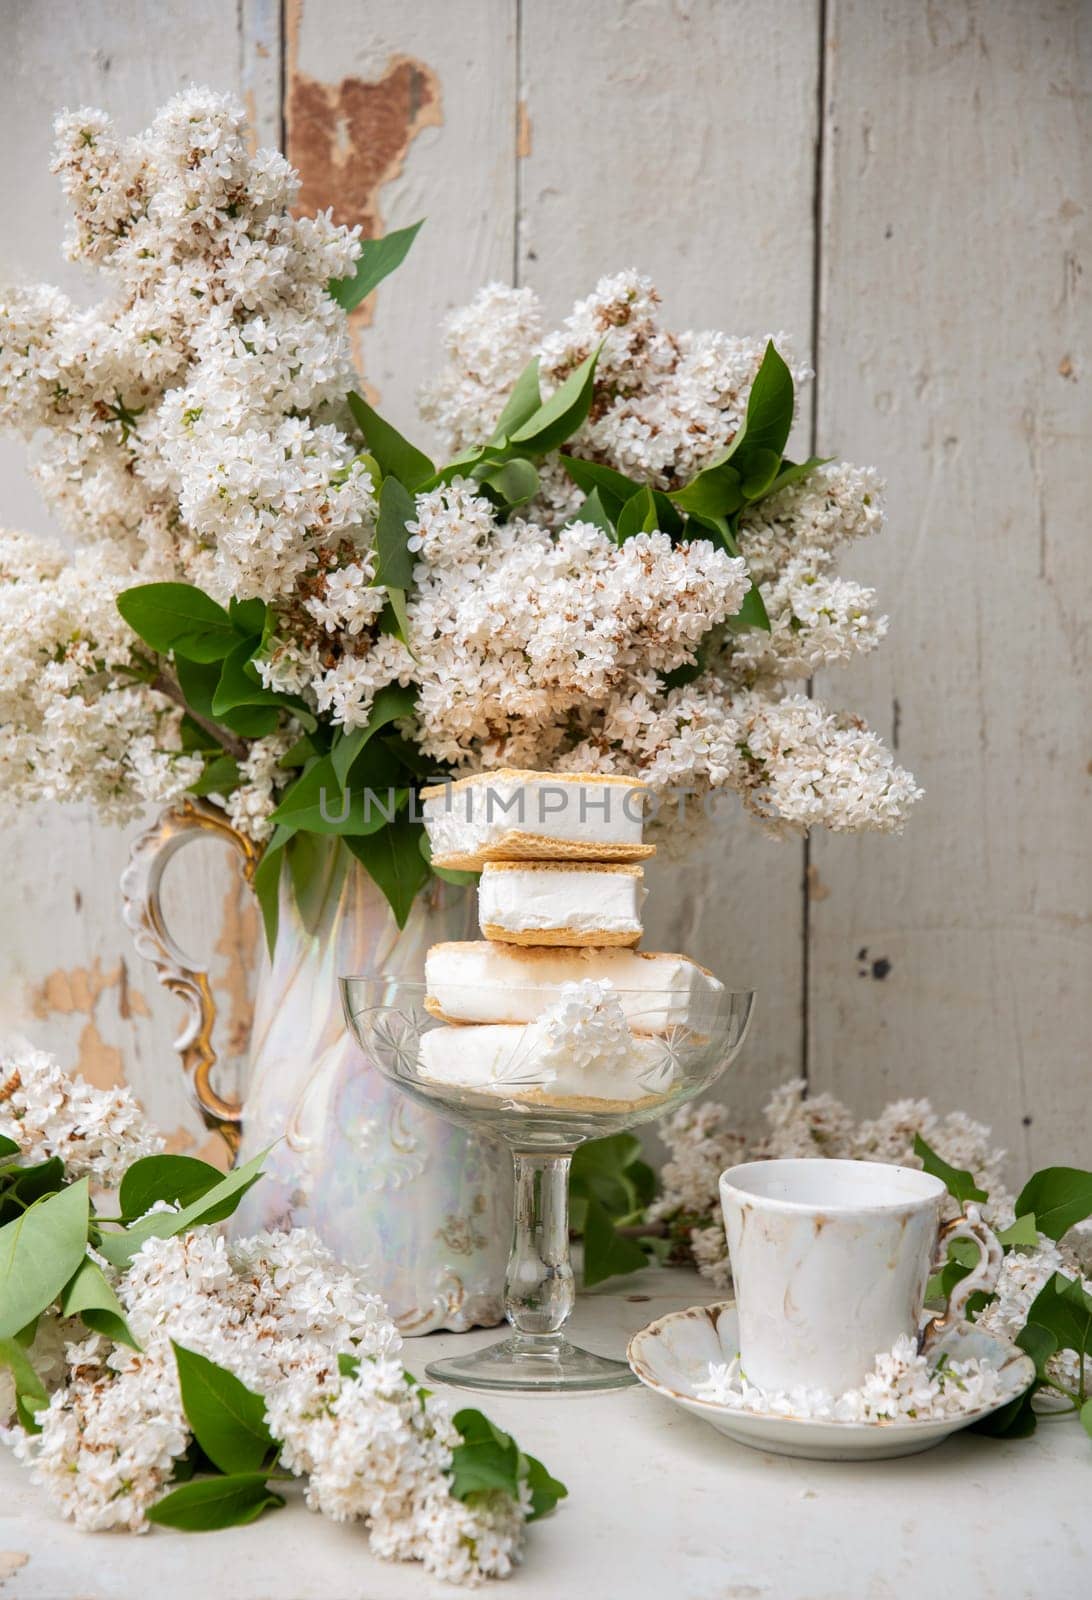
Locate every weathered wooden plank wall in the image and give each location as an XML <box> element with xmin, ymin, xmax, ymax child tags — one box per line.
<box><xmin>0</xmin><ymin>0</ymin><xmax>1087</xmax><ymax>1171</ymax></box>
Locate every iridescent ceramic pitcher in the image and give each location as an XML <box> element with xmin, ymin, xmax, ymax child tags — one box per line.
<box><xmin>121</xmin><ymin>799</ymin><xmax>510</xmax><ymax>1333</ymax></box>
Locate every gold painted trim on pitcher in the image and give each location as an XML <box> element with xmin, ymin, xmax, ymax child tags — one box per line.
<box><xmin>120</xmin><ymin>799</ymin><xmax>260</xmax><ymax>1157</ymax></box>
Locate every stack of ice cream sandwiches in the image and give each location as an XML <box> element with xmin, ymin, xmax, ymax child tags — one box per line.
<box><xmin>418</xmin><ymin>770</ymin><xmax>724</xmax><ymax>1110</ymax></box>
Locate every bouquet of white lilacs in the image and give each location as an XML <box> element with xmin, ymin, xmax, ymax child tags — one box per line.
<box><xmin>0</xmin><ymin>1042</ymin><xmax>563</xmax><ymax>1582</ymax></box>
<box><xmin>0</xmin><ymin>86</ymin><xmax>920</xmax><ymax>939</ymax></box>
<box><xmin>650</xmin><ymin>1083</ymin><xmax>1092</xmax><ymax>1440</ymax></box>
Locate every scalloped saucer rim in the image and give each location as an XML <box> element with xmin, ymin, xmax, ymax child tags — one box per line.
<box><xmin>626</xmin><ymin>1300</ymin><xmax>1035</xmax><ymax>1461</ymax></box>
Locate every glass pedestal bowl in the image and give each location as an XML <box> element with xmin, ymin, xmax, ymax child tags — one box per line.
<box><xmin>340</xmin><ymin>975</ymin><xmax>754</xmax><ymax>1394</ymax></box>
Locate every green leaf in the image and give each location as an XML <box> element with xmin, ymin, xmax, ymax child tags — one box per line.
<box><xmin>913</xmin><ymin>1133</ymin><xmax>988</xmax><ymax>1205</ymax></box>
<box><xmin>252</xmin><ymin>826</ymin><xmax>289</xmax><ymax>953</ymax></box>
<box><xmin>0</xmin><ymin>1179</ymin><xmax>89</xmax><ymax>1339</ymax></box>
<box><xmin>422</xmin><ymin>443</ymin><xmax>490</xmax><ymax>490</ymax></box>
<box><xmin>330</xmin><ymin>684</ymin><xmax>418</xmax><ymax>787</ymax></box>
<box><xmin>970</xmin><ymin>1385</ymin><xmax>1038</xmax><ymax>1439</ymax></box>
<box><xmin>521</xmin><ymin>1453</ymin><xmax>568</xmax><ymax>1521</ymax></box>
<box><xmin>0</xmin><ymin>1156</ymin><xmax>66</xmax><ymax>1225</ymax></box>
<box><xmin>668</xmin><ymin>458</ymin><xmax>743</xmax><ymax>527</ymax></box>
<box><xmin>344</xmin><ymin>812</ymin><xmax>430</xmax><ymax>928</ymax></box>
<box><xmin>0</xmin><ymin>1135</ymin><xmax>19</xmax><ymax>1157</ymax></box>
<box><xmin>118</xmin><ymin>584</ymin><xmax>236</xmax><ymax>663</ymax></box>
<box><xmin>285</xmin><ymin>831</ymin><xmax>336</xmax><ymax>934</ymax></box>
<box><xmin>211</xmin><ymin>636</ymin><xmax>281</xmax><ymax>717</ymax></box>
<box><xmin>726</xmin><ymin>581</ymin><xmax>772</xmax><ymax>635</ymax></box>
<box><xmin>277</xmin><ymin>734</ymin><xmax>318</xmax><ymax>769</ymax></box>
<box><xmin>1081</xmin><ymin>1399</ymin><xmax>1092</xmax><ymax>1440</ymax></box>
<box><xmin>118</xmin><ymin>1154</ymin><xmax>229</xmax><ymax>1222</ymax></box>
<box><xmin>734</xmin><ymin>340</ymin><xmax>795</xmax><ymax>463</ymax></box>
<box><xmin>379</xmin><ymin>585</ymin><xmax>414</xmax><ymax>652</ymax></box>
<box><xmin>175</xmin><ymin>655</ymin><xmax>279</xmax><ymax>740</ymax></box>
<box><xmin>1013</xmin><ymin>1168</ymin><xmax>1092</xmax><ymax>1242</ymax></box>
<box><xmin>488</xmin><ymin>357</ymin><xmax>542</xmax><ymax>444</ymax></box>
<box><xmin>508</xmin><ymin>348</ymin><xmax>600</xmax><ymax>456</ymax></box>
<box><xmin>449</xmin><ymin>1409</ymin><xmax>522</xmax><ymax>1499</ymax></box>
<box><xmin>580</xmin><ymin>1196</ymin><xmax>648</xmax><ymax>1289</ymax></box>
<box><xmin>372</xmin><ymin>475</ymin><xmax>419</xmax><ymax>591</ymax></box>
<box><xmin>187</xmin><ymin>753</ymin><xmax>240</xmax><ymax>799</ymax></box>
<box><xmin>172</xmin><ymin>1343</ymin><xmax>275</xmax><ymax>1475</ymax></box>
<box><xmin>571</xmin><ymin>1132</ymin><xmax>656</xmax><ymax>1219</ymax></box>
<box><xmin>328</xmin><ymin>218</ymin><xmax>424</xmax><ymax>313</ymax></box>
<box><xmin>475</xmin><ymin>456</ymin><xmax>540</xmax><ymax>509</ymax></box>
<box><xmin>1022</xmin><ymin>1272</ymin><xmax>1092</xmax><ymax>1366</ymax></box>
<box><xmin>269</xmin><ymin>755</ymin><xmax>403</xmax><ymax>838</ymax></box>
<box><xmin>570</xmin><ymin>487</ymin><xmax>616</xmax><ymax>537</ymax></box>
<box><xmin>59</xmin><ymin>1255</ymin><xmax>139</xmax><ymax>1349</ymax></box>
<box><xmin>96</xmin><ymin>1151</ymin><xmax>269</xmax><ymax>1270</ymax></box>
<box><xmin>997</xmin><ymin>1213</ymin><xmax>1040</xmax><ymax>1249</ymax></box>
<box><xmin>740</xmin><ymin>446</ymin><xmax>783</xmax><ymax>500</ymax></box>
<box><xmin>558</xmin><ymin>454</ymin><xmax>640</xmax><ymax>521</ymax></box>
<box><xmin>762</xmin><ymin>455</ymin><xmax>832</xmax><ymax>500</ymax></box>
<box><xmin>228</xmin><ymin>597</ymin><xmax>267</xmax><ymax>637</ymax></box>
<box><xmin>347</xmin><ymin>392</ymin><xmax>434</xmax><ymax>492</ymax></box>
<box><xmin>1016</xmin><ymin>1320</ymin><xmax>1058</xmax><ymax>1379</ymax></box>
<box><xmin>449</xmin><ymin>1411</ymin><xmax>566</xmax><ymax>1520</ymax></box>
<box><xmin>337</xmin><ymin>1351</ymin><xmax>360</xmax><ymax>1379</ymax></box>
<box><xmin>147</xmin><ymin>1472</ymin><xmax>285</xmax><ymax>1532</ymax></box>
<box><xmin>616</xmin><ymin>485</ymin><xmax>658</xmax><ymax>542</ymax></box>
<box><xmin>0</xmin><ymin>1336</ymin><xmax>50</xmax><ymax>1432</ymax></box>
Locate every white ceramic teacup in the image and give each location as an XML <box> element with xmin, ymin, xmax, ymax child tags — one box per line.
<box><xmin>719</xmin><ymin>1158</ymin><xmax>1002</xmax><ymax>1396</ymax></box>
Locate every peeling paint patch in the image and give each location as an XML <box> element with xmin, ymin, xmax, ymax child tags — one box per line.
<box><xmin>286</xmin><ymin>56</ymin><xmax>441</xmax><ymax>234</ymax></box>
<box><xmin>28</xmin><ymin>957</ymin><xmax>151</xmax><ymax>1089</ymax></box>
<box><xmin>284</xmin><ymin>0</ymin><xmax>442</xmax><ymax>371</ymax></box>
<box><xmin>516</xmin><ymin>99</ymin><xmax>532</xmax><ymax>158</ymax></box>
<box><xmin>805</xmin><ymin>863</ymin><xmax>831</xmax><ymax>902</ymax></box>
<box><xmin>72</xmin><ymin>1019</ymin><xmax>125</xmax><ymax>1089</ymax></box>
<box><xmin>0</xmin><ymin>1552</ymin><xmax>29</xmax><ymax>1585</ymax></box>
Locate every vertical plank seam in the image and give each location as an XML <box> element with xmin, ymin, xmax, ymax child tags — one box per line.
<box><xmin>802</xmin><ymin>0</ymin><xmax>830</xmax><ymax>1097</ymax></box>
<box><xmin>513</xmin><ymin>0</ymin><xmax>523</xmax><ymax>286</ymax></box>
<box><xmin>277</xmin><ymin>0</ymin><xmax>287</xmax><ymax>151</ymax></box>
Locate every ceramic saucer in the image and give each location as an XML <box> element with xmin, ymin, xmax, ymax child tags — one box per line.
<box><xmin>626</xmin><ymin>1301</ymin><xmax>1034</xmax><ymax>1461</ymax></box>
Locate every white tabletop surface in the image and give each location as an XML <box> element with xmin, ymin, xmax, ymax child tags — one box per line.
<box><xmin>3</xmin><ymin>1266</ymin><xmax>1087</xmax><ymax>1600</ymax></box>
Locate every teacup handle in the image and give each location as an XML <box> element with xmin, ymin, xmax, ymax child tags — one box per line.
<box><xmin>920</xmin><ymin>1204</ymin><xmax>1004</xmax><ymax>1352</ymax></box>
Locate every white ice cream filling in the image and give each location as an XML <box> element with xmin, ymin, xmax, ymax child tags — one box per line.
<box><xmin>478</xmin><ymin>866</ymin><xmax>645</xmax><ymax>934</ymax></box>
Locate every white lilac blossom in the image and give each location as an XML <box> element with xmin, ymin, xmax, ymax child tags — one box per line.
<box><xmin>1</xmin><ymin>88</ymin><xmax>919</xmax><ymax>848</ymax></box>
<box><xmin>695</xmin><ymin>1335</ymin><xmax>1006</xmax><ymax>1423</ymax></box>
<box><xmin>661</xmin><ymin>1087</ymin><xmax>1091</xmax><ymax>1399</ymax></box>
<box><xmin>0</xmin><ymin>531</ymin><xmax>201</xmax><ymax>821</ymax></box>
<box><xmin>1</xmin><ymin>1047</ymin><xmax>531</xmax><ymax>1582</ymax></box>
<box><xmin>524</xmin><ymin>981</ymin><xmax>635</xmax><ymax>1083</ymax></box>
<box><xmin>0</xmin><ymin>1040</ymin><xmax>162</xmax><ymax>1186</ymax></box>
<box><xmin>10</xmin><ymin>1228</ymin><xmax>529</xmax><ymax>1579</ymax></box>
<box><xmin>651</xmin><ymin>1081</ymin><xmax>1012</xmax><ymax>1290</ymax></box>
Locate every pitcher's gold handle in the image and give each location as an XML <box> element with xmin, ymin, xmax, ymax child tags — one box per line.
<box><xmin>120</xmin><ymin>798</ymin><xmax>261</xmax><ymax>1159</ymax></box>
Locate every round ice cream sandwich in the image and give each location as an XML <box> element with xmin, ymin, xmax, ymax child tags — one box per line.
<box><xmin>421</xmin><ymin>769</ymin><xmax>655</xmax><ymax>872</ymax></box>
<box><xmin>477</xmin><ymin>861</ymin><xmax>645</xmax><ymax>947</ymax></box>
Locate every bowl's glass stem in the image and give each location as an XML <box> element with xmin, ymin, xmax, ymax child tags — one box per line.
<box><xmin>507</xmin><ymin>1152</ymin><xmax>574</xmax><ymax>1334</ymax></box>
<box><xmin>422</xmin><ymin>1145</ymin><xmax>638</xmax><ymax>1393</ymax></box>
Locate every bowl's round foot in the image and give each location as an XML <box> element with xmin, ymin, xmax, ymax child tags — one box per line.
<box><xmin>425</xmin><ymin>1332</ymin><xmax>638</xmax><ymax>1394</ymax></box>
